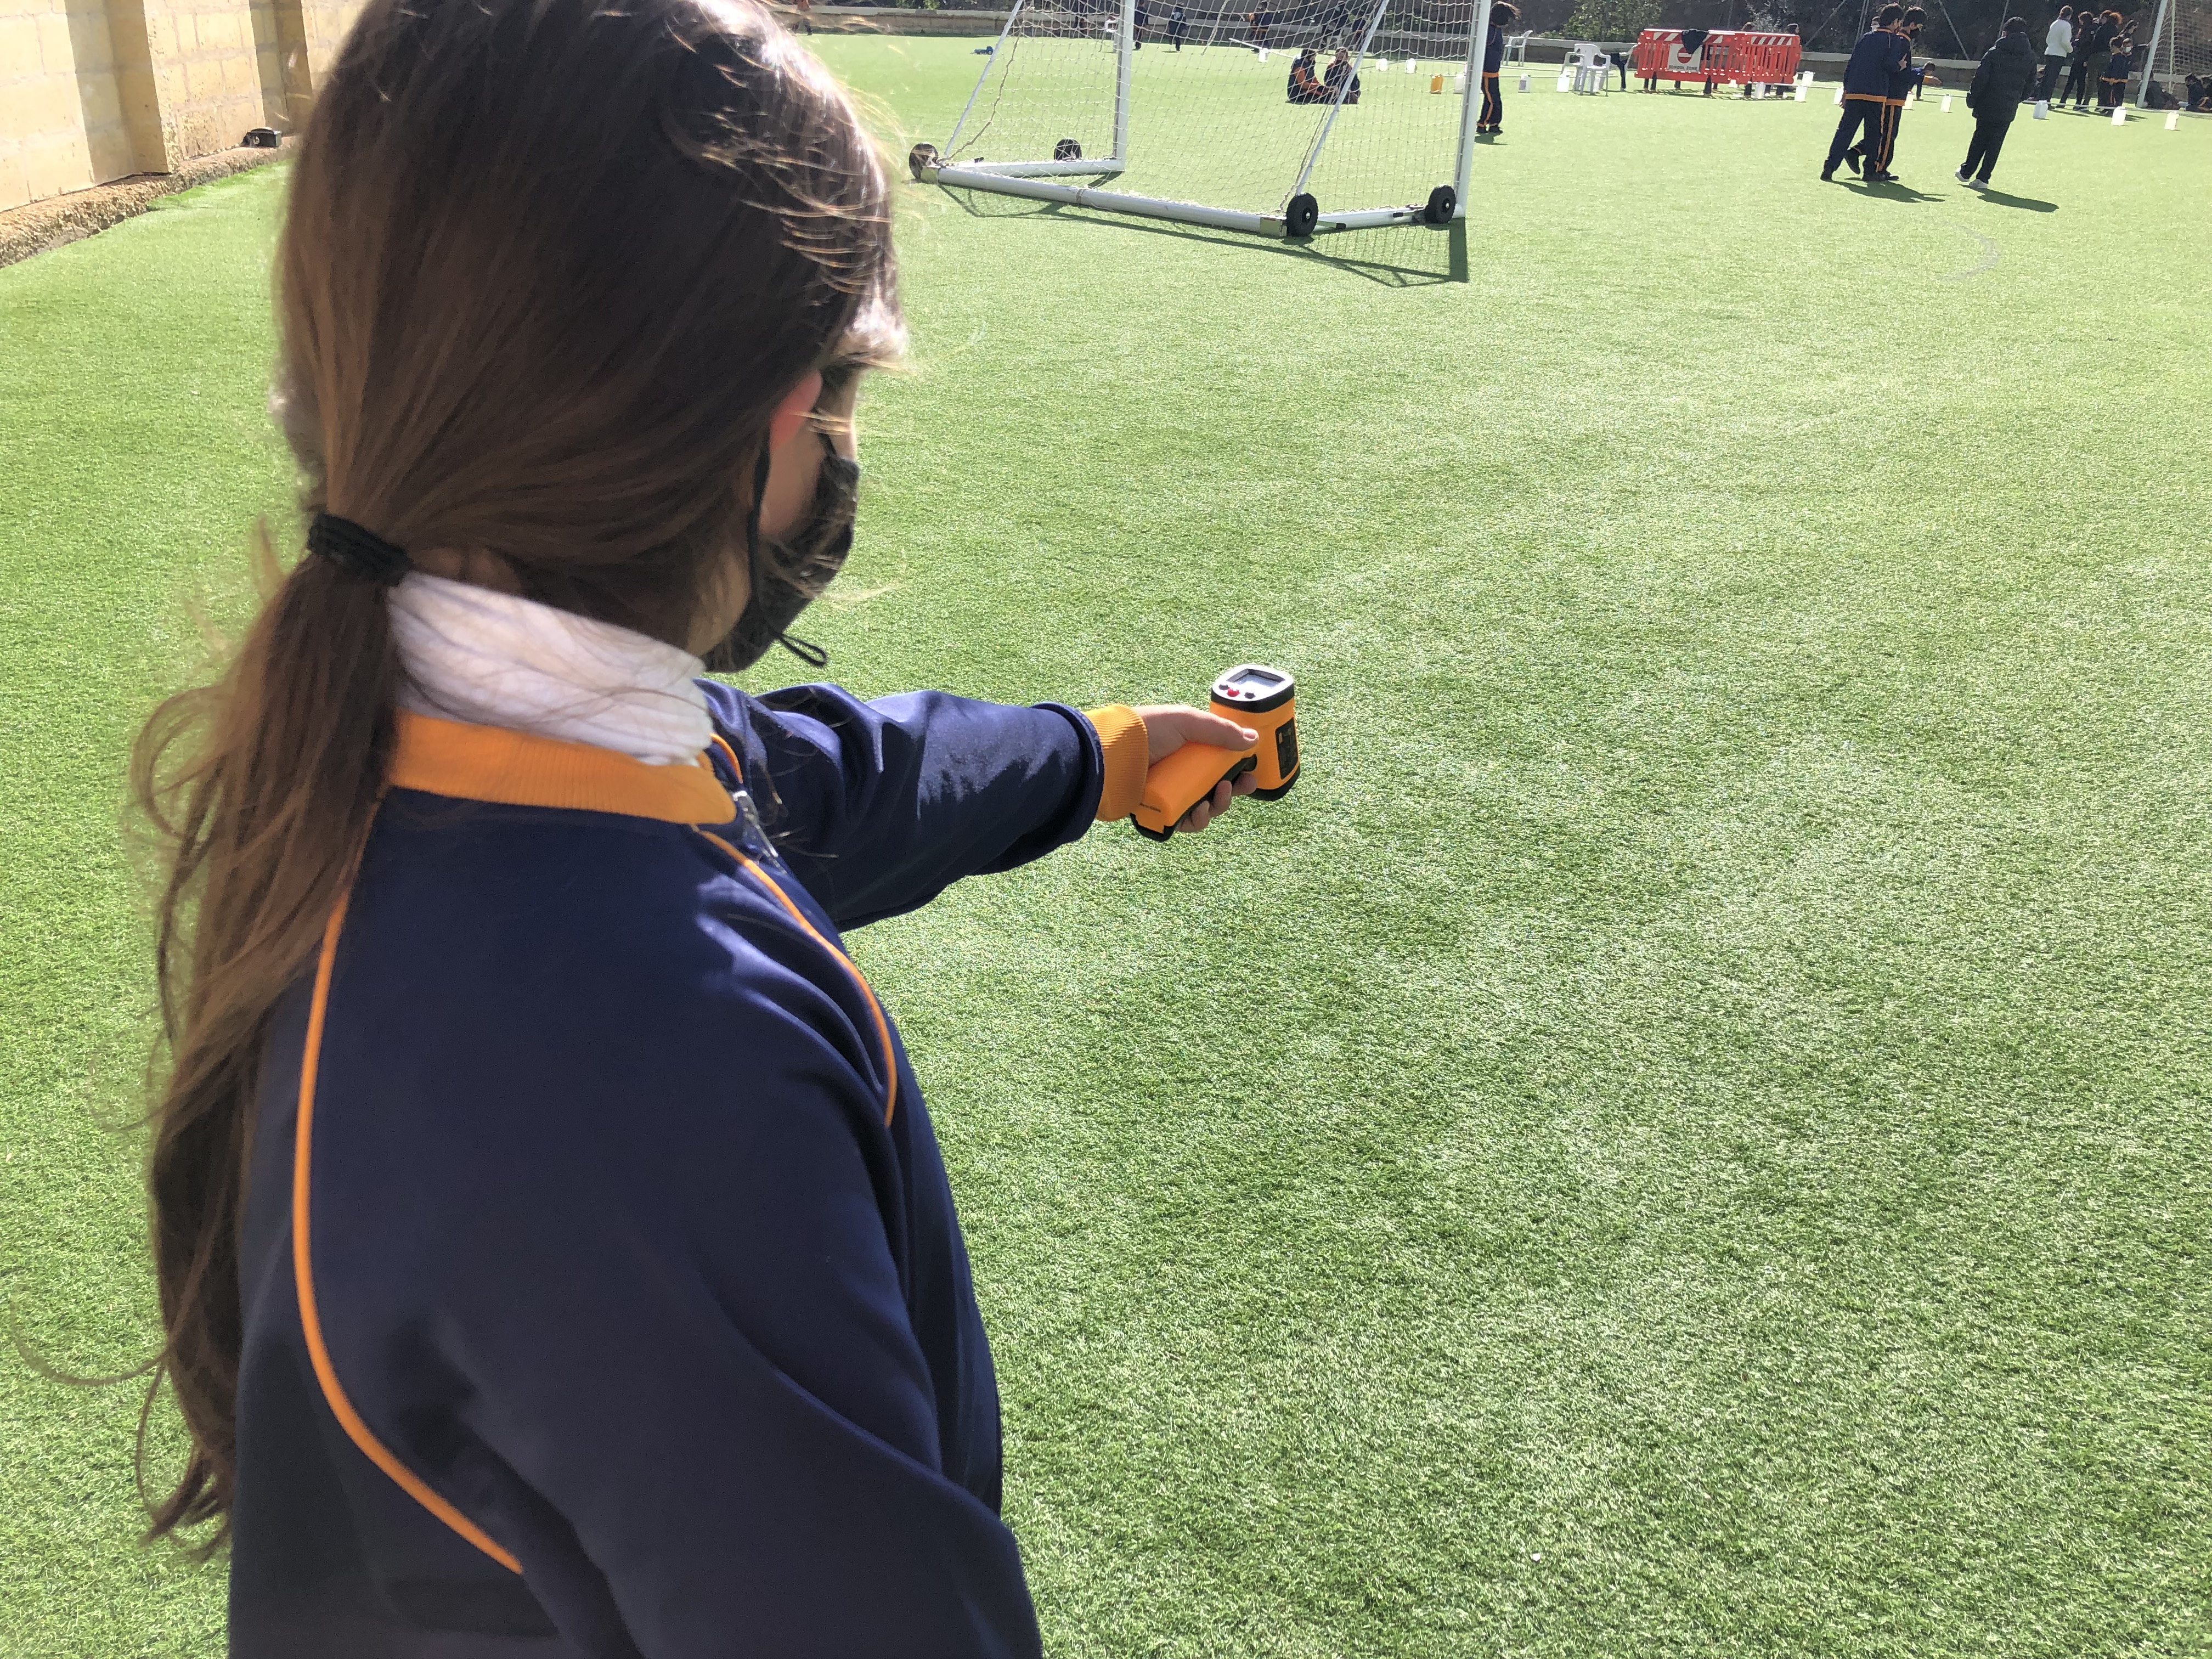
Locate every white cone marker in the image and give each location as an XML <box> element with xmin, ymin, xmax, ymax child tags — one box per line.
<box><xmin>2033</xmin><ymin>98</ymin><xmax>2048</xmax><ymax>117</ymax></box>
<box><xmin>1940</xmin><ymin>93</ymin><xmax>1951</xmax><ymax>111</ymax></box>
<box><xmin>2168</xmin><ymin>110</ymin><xmax>2181</xmax><ymax>129</ymax></box>
<box><xmin>2112</xmin><ymin>103</ymin><xmax>2126</xmax><ymax>123</ymax></box>
<box><xmin>1834</xmin><ymin>87</ymin><xmax>1844</xmax><ymax>104</ymax></box>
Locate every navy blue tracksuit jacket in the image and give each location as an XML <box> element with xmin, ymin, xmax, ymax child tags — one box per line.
<box><xmin>228</xmin><ymin>684</ymin><xmax>1151</xmax><ymax>1657</ymax></box>
<box><xmin>1840</xmin><ymin>24</ymin><xmax>1909</xmax><ymax>99</ymax></box>
<box><xmin>1828</xmin><ymin>26</ymin><xmax>1911</xmax><ymax>170</ymax></box>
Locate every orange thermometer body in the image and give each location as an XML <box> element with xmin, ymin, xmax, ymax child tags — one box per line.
<box><xmin>1131</xmin><ymin>664</ymin><xmax>1300</xmax><ymax>840</ymax></box>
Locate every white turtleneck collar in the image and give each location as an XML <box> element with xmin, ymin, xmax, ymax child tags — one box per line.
<box><xmin>387</xmin><ymin>573</ymin><xmax>714</xmax><ymax>766</ymax></box>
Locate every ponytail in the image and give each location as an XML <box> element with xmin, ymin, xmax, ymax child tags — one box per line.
<box><xmin>134</xmin><ymin>538</ymin><xmax>398</xmax><ymax>1542</ymax></box>
<box><xmin>126</xmin><ymin>0</ymin><xmax>895</xmax><ymax>1545</ymax></box>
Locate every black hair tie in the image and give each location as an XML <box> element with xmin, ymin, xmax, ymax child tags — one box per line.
<box><xmin>308</xmin><ymin>512</ymin><xmax>409</xmax><ymax>586</ymax></box>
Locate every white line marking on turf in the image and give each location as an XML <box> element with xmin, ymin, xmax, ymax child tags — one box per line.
<box><xmin>1937</xmin><ymin>220</ymin><xmax>2000</xmax><ymax>280</ymax></box>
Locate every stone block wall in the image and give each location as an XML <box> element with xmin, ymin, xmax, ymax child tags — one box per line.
<box><xmin>0</xmin><ymin>0</ymin><xmax>361</xmax><ymax>211</ymax></box>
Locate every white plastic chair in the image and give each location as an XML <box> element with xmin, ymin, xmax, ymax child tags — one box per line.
<box><xmin>1568</xmin><ymin>38</ymin><xmax>1610</xmax><ymax>93</ymax></box>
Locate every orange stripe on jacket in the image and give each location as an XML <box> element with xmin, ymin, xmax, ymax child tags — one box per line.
<box><xmin>294</xmin><ymin>890</ymin><xmax>524</xmax><ymax>1575</ymax></box>
<box><xmin>695</xmin><ymin>830</ymin><xmax>901</xmax><ymax>1128</ymax></box>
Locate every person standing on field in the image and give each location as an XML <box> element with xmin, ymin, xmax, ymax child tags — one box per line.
<box><xmin>2099</xmin><ymin>36</ymin><xmax>2133</xmax><ymax>106</ymax></box>
<box><xmin>1958</xmin><ymin>16</ymin><xmax>2038</xmax><ymax>188</ymax></box>
<box><xmin>122</xmin><ymin>0</ymin><xmax>1267</xmax><ymax>1651</ymax></box>
<box><xmin>1823</xmin><ymin>2</ymin><xmax>1908</xmax><ymax>180</ymax></box>
<box><xmin>1475</xmin><ymin>1</ymin><xmax>1516</xmax><ymax>133</ymax></box>
<box><xmin>2038</xmin><ymin>5</ymin><xmax>2072</xmax><ymax>100</ymax></box>
<box><xmin>2059</xmin><ymin>12</ymin><xmax>2095</xmax><ymax>103</ymax></box>
<box><xmin>2070</xmin><ymin>8</ymin><xmax>2117</xmax><ymax>107</ymax></box>
<box><xmin>1862</xmin><ymin>8</ymin><xmax>1939</xmax><ymax>180</ymax></box>
<box><xmin>1169</xmin><ymin>2</ymin><xmax>1187</xmax><ymax>48</ymax></box>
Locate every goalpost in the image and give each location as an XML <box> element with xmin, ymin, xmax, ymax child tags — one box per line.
<box><xmin>909</xmin><ymin>0</ymin><xmax>1494</xmax><ymax>240</ymax></box>
<box><xmin>2132</xmin><ymin>0</ymin><xmax>2212</xmax><ymax>106</ymax></box>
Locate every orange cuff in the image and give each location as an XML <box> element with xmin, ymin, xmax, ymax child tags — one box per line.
<box><xmin>1084</xmin><ymin>704</ymin><xmax>1149</xmax><ymax>822</ymax></box>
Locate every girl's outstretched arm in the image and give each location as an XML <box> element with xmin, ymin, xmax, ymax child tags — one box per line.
<box><xmin>704</xmin><ymin>681</ymin><xmax>1256</xmax><ymax>928</ymax></box>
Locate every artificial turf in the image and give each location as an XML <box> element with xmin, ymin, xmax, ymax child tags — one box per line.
<box><xmin>3</xmin><ymin>41</ymin><xmax>2209</xmax><ymax>1657</ymax></box>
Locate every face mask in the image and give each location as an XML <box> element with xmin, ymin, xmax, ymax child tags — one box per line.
<box><xmin>703</xmin><ymin>429</ymin><xmax>860</xmax><ymax>675</ymax></box>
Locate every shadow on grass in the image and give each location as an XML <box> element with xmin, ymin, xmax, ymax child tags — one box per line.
<box><xmin>935</xmin><ymin>186</ymin><xmax>1465</xmax><ymax>287</ymax></box>
<box><xmin>1977</xmin><ymin>189</ymin><xmax>2059</xmax><ymax>212</ymax></box>
<box><xmin>1846</xmin><ymin>179</ymin><xmax>1945</xmax><ymax>202</ymax></box>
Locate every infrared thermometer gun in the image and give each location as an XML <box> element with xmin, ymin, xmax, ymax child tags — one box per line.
<box><xmin>1131</xmin><ymin>664</ymin><xmax>1300</xmax><ymax>841</ymax></box>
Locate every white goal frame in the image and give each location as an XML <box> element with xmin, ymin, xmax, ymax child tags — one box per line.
<box><xmin>912</xmin><ymin>0</ymin><xmax>1495</xmax><ymax>239</ymax></box>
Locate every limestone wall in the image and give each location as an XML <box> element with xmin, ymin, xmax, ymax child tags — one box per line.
<box><xmin>0</xmin><ymin>0</ymin><xmax>360</xmax><ymax>211</ymax></box>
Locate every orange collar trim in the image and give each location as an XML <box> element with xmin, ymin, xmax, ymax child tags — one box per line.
<box><xmin>388</xmin><ymin>710</ymin><xmax>736</xmax><ymax>825</ymax></box>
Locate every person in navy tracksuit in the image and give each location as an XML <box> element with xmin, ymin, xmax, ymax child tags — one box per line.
<box><xmin>126</xmin><ymin>1</ymin><xmax>1263</xmax><ymax>1655</ymax></box>
<box><xmin>1476</xmin><ymin>1</ymin><xmax>1516</xmax><ymax>133</ymax></box>
<box><xmin>1824</xmin><ymin>3</ymin><xmax>1908</xmax><ymax>179</ymax></box>
<box><xmin>1861</xmin><ymin>9</ymin><xmax>1939</xmax><ymax>178</ymax></box>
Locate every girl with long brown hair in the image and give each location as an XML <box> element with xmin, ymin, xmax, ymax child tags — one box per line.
<box><xmin>133</xmin><ymin>0</ymin><xmax>1258</xmax><ymax>1649</ymax></box>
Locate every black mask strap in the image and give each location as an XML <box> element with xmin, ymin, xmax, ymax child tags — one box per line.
<box><xmin>776</xmin><ymin>630</ymin><xmax>831</xmax><ymax>668</ymax></box>
<box><xmin>747</xmin><ymin>440</ymin><xmax>832</xmax><ymax>670</ymax></box>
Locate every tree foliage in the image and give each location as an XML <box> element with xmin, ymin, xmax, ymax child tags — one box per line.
<box><xmin>1564</xmin><ymin>0</ymin><xmax>1663</xmax><ymax>37</ymax></box>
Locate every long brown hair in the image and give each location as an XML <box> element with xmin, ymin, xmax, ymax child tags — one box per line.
<box><xmin>132</xmin><ymin>0</ymin><xmax>898</xmax><ymax>1546</ymax></box>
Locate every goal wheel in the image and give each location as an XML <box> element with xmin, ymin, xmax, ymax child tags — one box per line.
<box><xmin>908</xmin><ymin>142</ymin><xmax>941</xmax><ymax>181</ymax></box>
<box><xmin>1284</xmin><ymin>193</ymin><xmax>1319</xmax><ymax>238</ymax></box>
<box><xmin>1053</xmin><ymin>137</ymin><xmax>1083</xmax><ymax>161</ymax></box>
<box><xmin>1423</xmin><ymin>184</ymin><xmax>1457</xmax><ymax>225</ymax></box>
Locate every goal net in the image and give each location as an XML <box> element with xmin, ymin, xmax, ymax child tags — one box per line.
<box><xmin>2134</xmin><ymin>0</ymin><xmax>2212</xmax><ymax>104</ymax></box>
<box><xmin>911</xmin><ymin>0</ymin><xmax>1490</xmax><ymax>238</ymax></box>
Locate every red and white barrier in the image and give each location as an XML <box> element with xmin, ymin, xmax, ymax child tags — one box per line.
<box><xmin>1630</xmin><ymin>29</ymin><xmax>1804</xmax><ymax>91</ymax></box>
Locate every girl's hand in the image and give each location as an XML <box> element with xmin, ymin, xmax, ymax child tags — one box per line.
<box><xmin>1133</xmin><ymin>704</ymin><xmax>1262</xmax><ymax>834</ymax></box>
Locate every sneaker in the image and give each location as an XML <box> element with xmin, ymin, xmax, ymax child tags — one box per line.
<box><xmin>1845</xmin><ymin>150</ymin><xmax>1863</xmax><ymax>175</ymax></box>
<box><xmin>1965</xmin><ymin>176</ymin><xmax>1989</xmax><ymax>189</ymax></box>
<box><xmin>1821</xmin><ymin>165</ymin><xmax>1836</xmax><ymax>179</ymax></box>
<box><xmin>1955</xmin><ymin>164</ymin><xmax>1972</xmax><ymax>181</ymax></box>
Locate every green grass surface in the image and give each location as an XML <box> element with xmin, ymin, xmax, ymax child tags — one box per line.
<box><xmin>5</xmin><ymin>44</ymin><xmax>2210</xmax><ymax>1656</ymax></box>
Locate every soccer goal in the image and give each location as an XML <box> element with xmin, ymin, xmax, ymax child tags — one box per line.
<box><xmin>2129</xmin><ymin>0</ymin><xmax>2212</xmax><ymax>105</ymax></box>
<box><xmin>909</xmin><ymin>0</ymin><xmax>1494</xmax><ymax>239</ymax></box>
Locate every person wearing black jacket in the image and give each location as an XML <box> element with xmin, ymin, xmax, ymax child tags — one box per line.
<box><xmin>1957</xmin><ymin>16</ymin><xmax>2037</xmax><ymax>187</ymax></box>
<box><xmin>2069</xmin><ymin>8</ymin><xmax>2116</xmax><ymax>108</ymax></box>
<box><xmin>1323</xmin><ymin>46</ymin><xmax>1363</xmax><ymax>100</ymax></box>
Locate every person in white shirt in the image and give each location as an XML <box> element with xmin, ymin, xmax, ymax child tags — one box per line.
<box><xmin>2039</xmin><ymin>5</ymin><xmax>2072</xmax><ymax>100</ymax></box>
